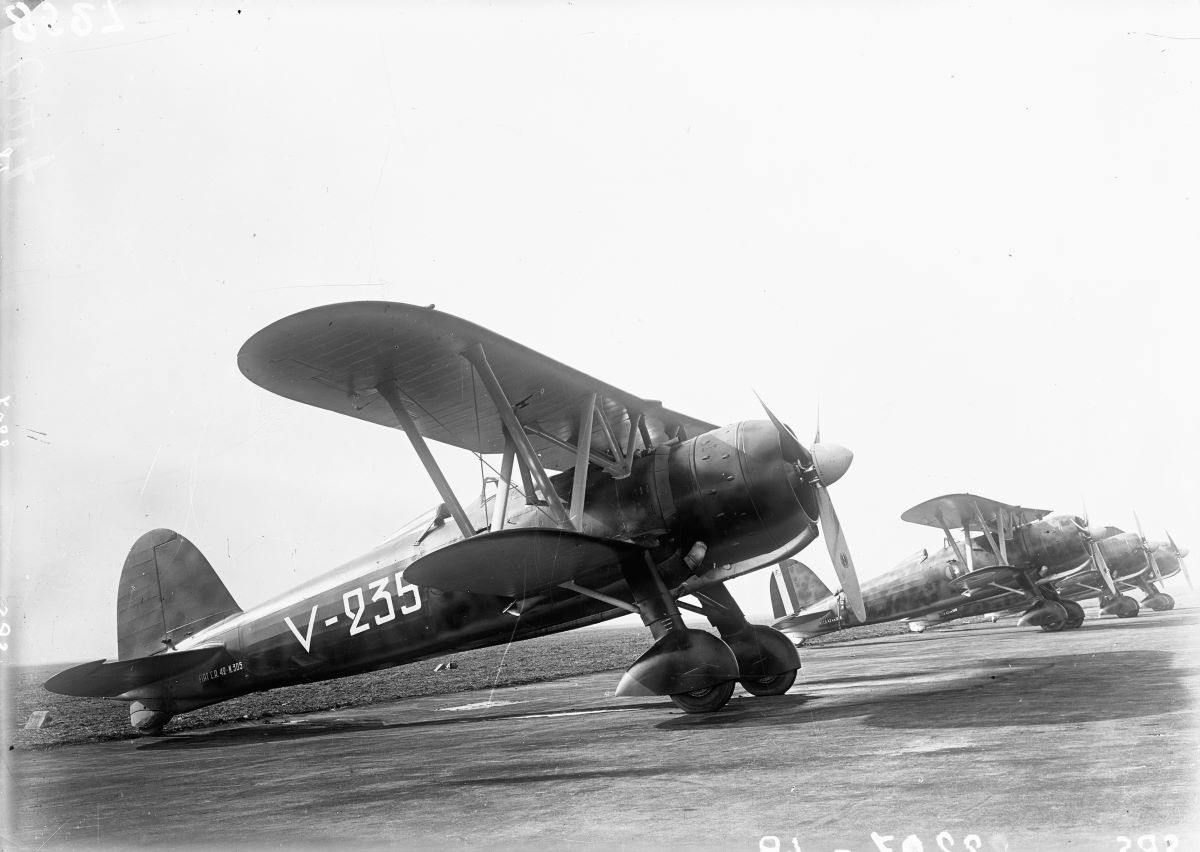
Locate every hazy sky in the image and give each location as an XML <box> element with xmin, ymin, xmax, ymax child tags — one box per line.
<box><xmin>2</xmin><ymin>0</ymin><xmax>1198</xmax><ymax>665</ymax></box>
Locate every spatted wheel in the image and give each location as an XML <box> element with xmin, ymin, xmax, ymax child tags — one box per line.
<box><xmin>669</xmin><ymin>680</ymin><xmax>736</xmax><ymax>713</ymax></box>
<box><xmin>740</xmin><ymin>669</ymin><xmax>798</xmax><ymax>696</ymax></box>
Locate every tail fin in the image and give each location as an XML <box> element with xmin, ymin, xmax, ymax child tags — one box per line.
<box><xmin>769</xmin><ymin>559</ymin><xmax>833</xmax><ymax>618</ymax></box>
<box><xmin>118</xmin><ymin>529</ymin><xmax>241</xmax><ymax>658</ymax></box>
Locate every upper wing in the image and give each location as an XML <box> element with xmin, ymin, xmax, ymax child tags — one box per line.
<box><xmin>900</xmin><ymin>493</ymin><xmax>1051</xmax><ymax>531</ymax></box>
<box><xmin>238</xmin><ymin>302</ymin><xmax>716</xmax><ymax>472</ymax></box>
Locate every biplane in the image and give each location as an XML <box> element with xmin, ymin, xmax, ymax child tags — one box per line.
<box><xmin>1051</xmin><ymin>519</ymin><xmax>1190</xmax><ymax>615</ymax></box>
<box><xmin>769</xmin><ymin>492</ymin><xmax>1153</xmax><ymax>640</ymax></box>
<box><xmin>45</xmin><ymin>302</ymin><xmax>864</xmax><ymax>732</ymax></box>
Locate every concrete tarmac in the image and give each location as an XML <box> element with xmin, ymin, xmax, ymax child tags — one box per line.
<box><xmin>8</xmin><ymin>611</ymin><xmax>1200</xmax><ymax>852</ymax></box>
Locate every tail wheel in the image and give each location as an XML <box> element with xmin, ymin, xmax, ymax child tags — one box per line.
<box><xmin>740</xmin><ymin>669</ymin><xmax>798</xmax><ymax>697</ymax></box>
<box><xmin>1061</xmin><ymin>600</ymin><xmax>1086</xmax><ymax>629</ymax></box>
<box><xmin>670</xmin><ymin>680</ymin><xmax>736</xmax><ymax>713</ymax></box>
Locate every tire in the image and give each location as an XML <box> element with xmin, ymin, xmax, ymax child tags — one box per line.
<box><xmin>740</xmin><ymin>669</ymin><xmax>798</xmax><ymax>697</ymax></box>
<box><xmin>1040</xmin><ymin>618</ymin><xmax>1066</xmax><ymax>633</ymax></box>
<box><xmin>1160</xmin><ymin>593</ymin><xmax>1175</xmax><ymax>611</ymax></box>
<box><xmin>669</xmin><ymin>680</ymin><xmax>736</xmax><ymax>713</ymax></box>
<box><xmin>1061</xmin><ymin>600</ymin><xmax>1085</xmax><ymax>629</ymax></box>
<box><xmin>1114</xmin><ymin>595</ymin><xmax>1140</xmax><ymax>618</ymax></box>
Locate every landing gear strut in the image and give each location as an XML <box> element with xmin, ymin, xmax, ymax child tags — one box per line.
<box><xmin>615</xmin><ymin>553</ymin><xmax>739</xmax><ymax>713</ymax></box>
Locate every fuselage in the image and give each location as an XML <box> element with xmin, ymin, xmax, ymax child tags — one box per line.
<box><xmin>119</xmin><ymin>419</ymin><xmax>820</xmax><ymax>714</ymax></box>
<box><xmin>785</xmin><ymin>541</ymin><xmax>1004</xmax><ymax>637</ymax></box>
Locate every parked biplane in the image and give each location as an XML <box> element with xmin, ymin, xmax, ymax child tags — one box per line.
<box><xmin>46</xmin><ymin>302</ymin><xmax>864</xmax><ymax>732</ymax></box>
<box><xmin>768</xmin><ymin>493</ymin><xmax>1185</xmax><ymax>640</ymax></box>
<box><xmin>1051</xmin><ymin>519</ymin><xmax>1190</xmax><ymax>615</ymax></box>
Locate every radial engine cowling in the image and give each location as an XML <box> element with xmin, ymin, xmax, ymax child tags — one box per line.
<box><xmin>1014</xmin><ymin>515</ymin><xmax>1091</xmax><ymax>571</ymax></box>
<box><xmin>666</xmin><ymin>420</ymin><xmax>817</xmax><ymax>571</ymax></box>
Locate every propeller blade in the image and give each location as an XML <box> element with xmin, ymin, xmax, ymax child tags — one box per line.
<box><xmin>1131</xmin><ymin>511</ymin><xmax>1164</xmax><ymax>583</ymax></box>
<box><xmin>1089</xmin><ymin>539</ymin><xmax>1118</xmax><ymax>596</ymax></box>
<box><xmin>814</xmin><ymin>484</ymin><xmax>866</xmax><ymax>622</ymax></box>
<box><xmin>1145</xmin><ymin>547</ymin><xmax>1164</xmax><ymax>584</ymax></box>
<box><xmin>754</xmin><ymin>393</ymin><xmax>810</xmax><ymax>466</ymax></box>
<box><xmin>1168</xmin><ymin>532</ymin><xmax>1193</xmax><ymax>590</ymax></box>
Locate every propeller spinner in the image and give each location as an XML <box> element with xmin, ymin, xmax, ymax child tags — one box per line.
<box><xmin>755</xmin><ymin>394</ymin><xmax>866</xmax><ymax>621</ymax></box>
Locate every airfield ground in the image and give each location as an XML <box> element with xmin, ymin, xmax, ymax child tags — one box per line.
<box><xmin>4</xmin><ymin>611</ymin><xmax>1198</xmax><ymax>851</ymax></box>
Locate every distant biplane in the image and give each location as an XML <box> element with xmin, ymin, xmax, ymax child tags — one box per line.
<box><xmin>46</xmin><ymin>302</ymin><xmax>864</xmax><ymax>731</ymax></box>
<box><xmin>769</xmin><ymin>493</ymin><xmax>1189</xmax><ymax>641</ymax></box>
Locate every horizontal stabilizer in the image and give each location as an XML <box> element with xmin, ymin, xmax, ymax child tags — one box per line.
<box><xmin>404</xmin><ymin>528</ymin><xmax>645</xmax><ymax>597</ymax></box>
<box><xmin>769</xmin><ymin>559</ymin><xmax>832</xmax><ymax>618</ymax></box>
<box><xmin>44</xmin><ymin>647</ymin><xmax>228</xmax><ymax>698</ymax></box>
<box><xmin>901</xmin><ymin>493</ymin><xmax>1050</xmax><ymax>531</ymax></box>
<box><xmin>772</xmin><ymin>608</ymin><xmax>839</xmax><ymax>637</ymax></box>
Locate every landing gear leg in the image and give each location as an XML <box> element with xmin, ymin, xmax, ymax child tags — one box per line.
<box><xmin>615</xmin><ymin>554</ymin><xmax>739</xmax><ymax>713</ymax></box>
<box><xmin>696</xmin><ymin>582</ymin><xmax>800</xmax><ymax>697</ymax></box>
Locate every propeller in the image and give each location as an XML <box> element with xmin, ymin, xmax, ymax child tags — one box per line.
<box><xmin>1132</xmin><ymin>511</ymin><xmax>1164</xmax><ymax>585</ymax></box>
<box><xmin>756</xmin><ymin>394</ymin><xmax>865</xmax><ymax>621</ymax></box>
<box><xmin>1165</xmin><ymin>530</ymin><xmax>1193</xmax><ymax>590</ymax></box>
<box><xmin>1075</xmin><ymin>505</ymin><xmax>1118</xmax><ymax>596</ymax></box>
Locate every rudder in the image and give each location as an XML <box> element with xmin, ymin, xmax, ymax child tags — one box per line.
<box><xmin>118</xmin><ymin>529</ymin><xmax>242</xmax><ymax>659</ymax></box>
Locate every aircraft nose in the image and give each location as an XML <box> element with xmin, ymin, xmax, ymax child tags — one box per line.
<box><xmin>812</xmin><ymin>443</ymin><xmax>853</xmax><ymax>486</ymax></box>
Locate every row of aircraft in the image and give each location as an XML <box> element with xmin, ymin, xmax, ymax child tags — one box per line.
<box><xmin>769</xmin><ymin>494</ymin><xmax>1190</xmax><ymax>641</ymax></box>
<box><xmin>44</xmin><ymin>302</ymin><xmax>1189</xmax><ymax>732</ymax></box>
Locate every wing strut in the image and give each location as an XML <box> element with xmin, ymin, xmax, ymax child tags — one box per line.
<box><xmin>463</xmin><ymin>343</ymin><xmax>574</xmax><ymax>530</ymax></box>
<box><xmin>972</xmin><ymin>501</ymin><xmax>1003</xmax><ymax>560</ymax></box>
<box><xmin>377</xmin><ymin>383</ymin><xmax>476</xmax><ymax>539</ymax></box>
<box><xmin>489</xmin><ymin>438</ymin><xmax>516</xmax><ymax>532</ymax></box>
<box><xmin>936</xmin><ymin>509</ymin><xmax>968</xmax><ymax>569</ymax></box>
<box><xmin>569</xmin><ymin>394</ymin><xmax>596</xmax><ymax>525</ymax></box>
<box><xmin>963</xmin><ymin>516</ymin><xmax>974</xmax><ymax>573</ymax></box>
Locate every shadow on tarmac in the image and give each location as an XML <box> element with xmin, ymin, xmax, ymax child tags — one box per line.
<box><xmin>135</xmin><ymin>702</ymin><xmax>668</xmax><ymax>751</ymax></box>
<box><xmin>655</xmin><ymin>649</ymin><xmax>1189</xmax><ymax>732</ymax></box>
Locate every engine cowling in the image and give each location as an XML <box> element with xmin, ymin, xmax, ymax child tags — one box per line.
<box><xmin>667</xmin><ymin>420</ymin><xmax>817</xmax><ymax>570</ymax></box>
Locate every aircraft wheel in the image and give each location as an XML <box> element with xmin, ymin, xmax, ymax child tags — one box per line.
<box><xmin>1160</xmin><ymin>593</ymin><xmax>1175</xmax><ymax>611</ymax></box>
<box><xmin>1114</xmin><ymin>595</ymin><xmax>1140</xmax><ymax>618</ymax></box>
<box><xmin>1039</xmin><ymin>618</ymin><xmax>1066</xmax><ymax>633</ymax></box>
<box><xmin>670</xmin><ymin>680</ymin><xmax>736</xmax><ymax>713</ymax></box>
<box><xmin>740</xmin><ymin>668</ymin><xmax>798</xmax><ymax>697</ymax></box>
<box><xmin>1061</xmin><ymin>600</ymin><xmax>1085</xmax><ymax>629</ymax></box>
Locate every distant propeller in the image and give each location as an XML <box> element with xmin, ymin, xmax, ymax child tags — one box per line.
<box><xmin>1165</xmin><ymin>530</ymin><xmax>1193</xmax><ymax>590</ymax></box>
<box><xmin>1132</xmin><ymin>511</ymin><xmax>1164</xmax><ymax>585</ymax></box>
<box><xmin>755</xmin><ymin>394</ymin><xmax>865</xmax><ymax>621</ymax></box>
<box><xmin>1076</xmin><ymin>505</ymin><xmax>1117</xmax><ymax>596</ymax></box>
